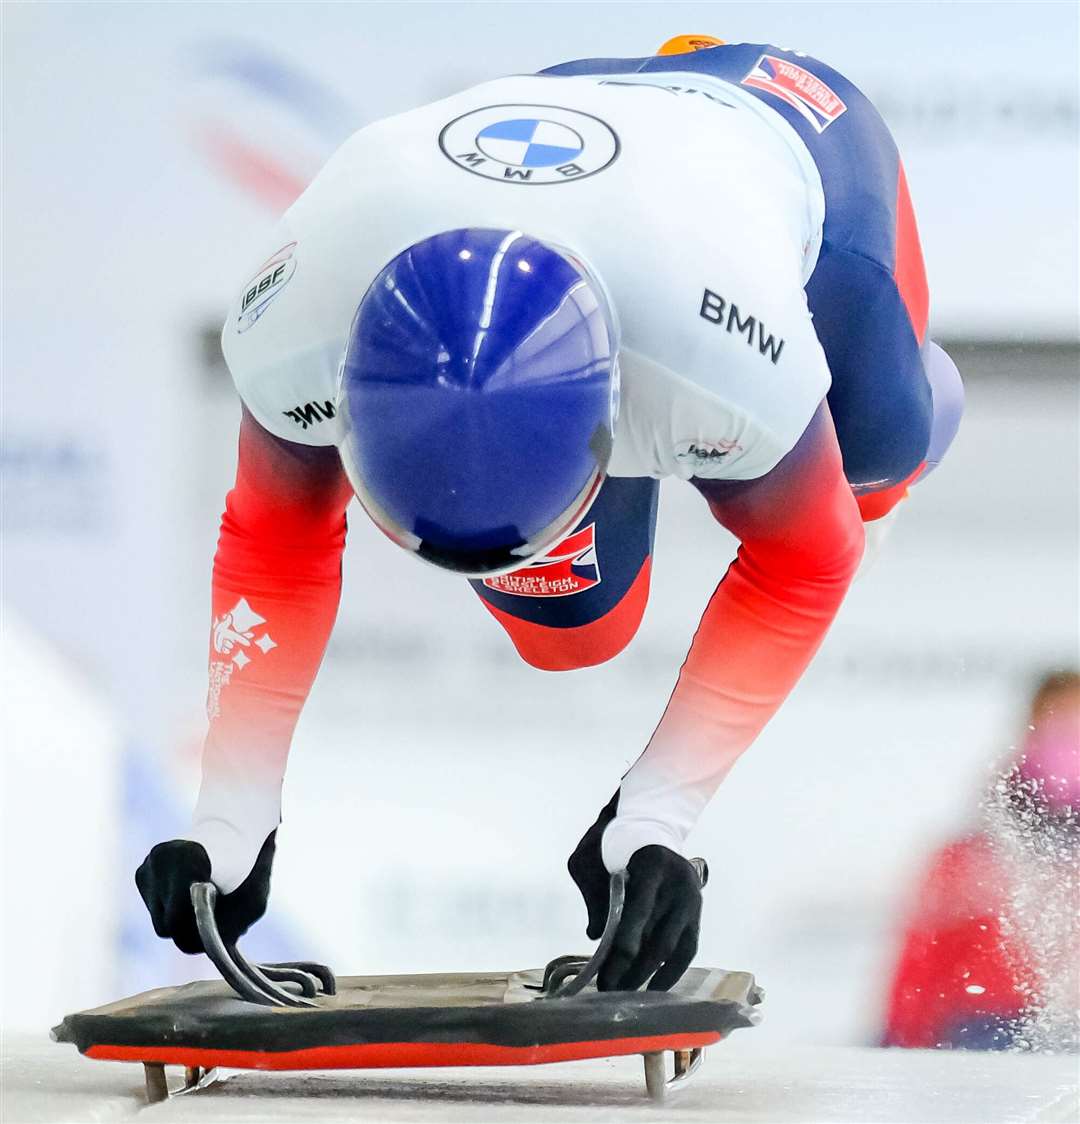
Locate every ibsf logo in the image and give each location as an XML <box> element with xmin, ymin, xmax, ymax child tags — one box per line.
<box><xmin>742</xmin><ymin>56</ymin><xmax>847</xmax><ymax>133</ymax></box>
<box><xmin>237</xmin><ymin>242</ymin><xmax>297</xmax><ymax>333</ymax></box>
<box><xmin>439</xmin><ymin>105</ymin><xmax>619</xmax><ymax>185</ymax></box>
<box><xmin>483</xmin><ymin>523</ymin><xmax>601</xmax><ymax>598</ymax></box>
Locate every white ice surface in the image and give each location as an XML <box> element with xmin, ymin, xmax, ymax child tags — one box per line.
<box><xmin>4</xmin><ymin>1034</ymin><xmax>1078</xmax><ymax>1124</ymax></box>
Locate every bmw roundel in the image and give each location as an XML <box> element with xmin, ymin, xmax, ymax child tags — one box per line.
<box><xmin>476</xmin><ymin>119</ymin><xmax>583</xmax><ymax>167</ymax></box>
<box><xmin>439</xmin><ymin>104</ymin><xmax>619</xmax><ymax>185</ymax></box>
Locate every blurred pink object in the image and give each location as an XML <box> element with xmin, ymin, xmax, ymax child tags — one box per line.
<box><xmin>1016</xmin><ymin>714</ymin><xmax>1080</xmax><ymax>813</ymax></box>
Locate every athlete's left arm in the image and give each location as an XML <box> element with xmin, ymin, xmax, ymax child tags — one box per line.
<box><xmin>603</xmin><ymin>401</ymin><xmax>866</xmax><ymax>871</ymax></box>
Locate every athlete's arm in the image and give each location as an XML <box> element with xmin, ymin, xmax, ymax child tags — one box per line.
<box><xmin>191</xmin><ymin>405</ymin><xmax>352</xmax><ymax>892</ymax></box>
<box><xmin>602</xmin><ymin>401</ymin><xmax>865</xmax><ymax>870</ymax></box>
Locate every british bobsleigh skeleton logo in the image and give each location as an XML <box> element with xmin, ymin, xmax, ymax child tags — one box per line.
<box><xmin>439</xmin><ymin>105</ymin><xmax>619</xmax><ymax>184</ymax></box>
<box><xmin>207</xmin><ymin>597</ymin><xmax>277</xmax><ymax>719</ymax></box>
<box><xmin>237</xmin><ymin>243</ymin><xmax>297</xmax><ymax>333</ymax></box>
<box><xmin>483</xmin><ymin>523</ymin><xmax>601</xmax><ymax>597</ymax></box>
<box><xmin>741</xmin><ymin>56</ymin><xmax>847</xmax><ymax>133</ymax></box>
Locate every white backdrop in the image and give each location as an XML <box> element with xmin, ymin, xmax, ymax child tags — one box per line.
<box><xmin>2</xmin><ymin>2</ymin><xmax>1078</xmax><ymax>1038</ymax></box>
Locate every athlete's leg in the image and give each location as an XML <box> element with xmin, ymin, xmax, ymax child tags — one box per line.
<box><xmin>620</xmin><ymin>41</ymin><xmax>963</xmax><ymax>516</ymax></box>
<box><xmin>806</xmin><ymin>249</ymin><xmax>932</xmax><ymax>491</ymax></box>
<box><xmin>806</xmin><ymin>195</ymin><xmax>962</xmax><ymax>520</ymax></box>
<box><xmin>470</xmin><ymin>476</ymin><xmax>659</xmax><ymax>671</ymax></box>
<box><xmin>539</xmin><ymin>43</ymin><xmax>963</xmax><ymax>517</ymax></box>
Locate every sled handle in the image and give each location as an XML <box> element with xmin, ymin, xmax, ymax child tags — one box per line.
<box><xmin>191</xmin><ymin>883</ymin><xmax>334</xmax><ymax>1008</ymax></box>
<box><xmin>545</xmin><ymin>870</ymin><xmax>627</xmax><ymax>998</ymax></box>
<box><xmin>545</xmin><ymin>857</ymin><xmax>708</xmax><ymax>999</ymax></box>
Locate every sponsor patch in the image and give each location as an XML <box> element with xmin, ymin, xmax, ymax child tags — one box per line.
<box><xmin>237</xmin><ymin>242</ymin><xmax>297</xmax><ymax>333</ymax></box>
<box><xmin>284</xmin><ymin>399</ymin><xmax>336</xmax><ymax>430</ymax></box>
<box><xmin>483</xmin><ymin>522</ymin><xmax>600</xmax><ymax>597</ymax></box>
<box><xmin>699</xmin><ymin>288</ymin><xmax>786</xmax><ymax>364</ymax></box>
<box><xmin>742</xmin><ymin>55</ymin><xmax>847</xmax><ymax>133</ymax></box>
<box><xmin>440</xmin><ymin>105</ymin><xmax>619</xmax><ymax>185</ymax></box>
<box><xmin>674</xmin><ymin>440</ymin><xmax>743</xmax><ymax>472</ymax></box>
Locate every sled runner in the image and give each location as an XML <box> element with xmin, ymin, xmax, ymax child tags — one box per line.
<box><xmin>53</xmin><ymin>872</ymin><xmax>763</xmax><ymax>1104</ymax></box>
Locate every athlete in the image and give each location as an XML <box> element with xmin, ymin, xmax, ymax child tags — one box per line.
<box><xmin>138</xmin><ymin>35</ymin><xmax>964</xmax><ymax>992</ymax></box>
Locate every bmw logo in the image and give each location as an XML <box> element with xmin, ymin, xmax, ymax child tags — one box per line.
<box><xmin>439</xmin><ymin>104</ymin><xmax>619</xmax><ymax>185</ymax></box>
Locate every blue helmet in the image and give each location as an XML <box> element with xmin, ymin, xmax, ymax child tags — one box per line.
<box><xmin>339</xmin><ymin>228</ymin><xmax>618</xmax><ymax>576</ymax></box>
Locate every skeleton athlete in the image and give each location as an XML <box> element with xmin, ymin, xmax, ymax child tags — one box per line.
<box><xmin>138</xmin><ymin>35</ymin><xmax>963</xmax><ymax>991</ymax></box>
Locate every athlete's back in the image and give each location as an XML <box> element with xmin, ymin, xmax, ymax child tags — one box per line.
<box><xmin>223</xmin><ymin>69</ymin><xmax>830</xmax><ymax>483</ymax></box>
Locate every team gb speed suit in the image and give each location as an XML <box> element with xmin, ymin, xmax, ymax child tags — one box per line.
<box><xmin>138</xmin><ymin>40</ymin><xmax>964</xmax><ymax>991</ymax></box>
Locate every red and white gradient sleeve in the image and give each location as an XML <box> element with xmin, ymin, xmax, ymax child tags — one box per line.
<box><xmin>191</xmin><ymin>408</ymin><xmax>353</xmax><ymax>892</ymax></box>
<box><xmin>602</xmin><ymin>404</ymin><xmax>866</xmax><ymax>872</ymax></box>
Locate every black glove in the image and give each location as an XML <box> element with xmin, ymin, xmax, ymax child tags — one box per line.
<box><xmin>135</xmin><ymin>830</ymin><xmax>276</xmax><ymax>954</ymax></box>
<box><xmin>568</xmin><ymin>791</ymin><xmax>704</xmax><ymax>992</ymax></box>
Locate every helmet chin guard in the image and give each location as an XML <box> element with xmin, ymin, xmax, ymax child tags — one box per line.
<box><xmin>338</xmin><ymin>228</ymin><xmax>619</xmax><ymax>577</ymax></box>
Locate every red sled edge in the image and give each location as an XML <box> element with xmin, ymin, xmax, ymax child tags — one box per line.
<box><xmin>86</xmin><ymin>1030</ymin><xmax>722</xmax><ymax>1071</ymax></box>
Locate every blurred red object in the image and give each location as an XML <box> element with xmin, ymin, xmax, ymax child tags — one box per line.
<box><xmin>881</xmin><ymin>833</ymin><xmax>1032</xmax><ymax>1048</ymax></box>
<box><xmin>882</xmin><ymin>670</ymin><xmax>1079</xmax><ymax>1050</ymax></box>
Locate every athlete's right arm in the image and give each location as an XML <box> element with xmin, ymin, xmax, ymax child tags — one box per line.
<box><xmin>191</xmin><ymin>405</ymin><xmax>352</xmax><ymax>891</ymax></box>
<box><xmin>138</xmin><ymin>407</ymin><xmax>351</xmax><ymax>949</ymax></box>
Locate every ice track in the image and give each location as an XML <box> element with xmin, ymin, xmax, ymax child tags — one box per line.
<box><xmin>4</xmin><ymin>1034</ymin><xmax>1077</xmax><ymax>1123</ymax></box>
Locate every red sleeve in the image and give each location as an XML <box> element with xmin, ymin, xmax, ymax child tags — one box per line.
<box><xmin>604</xmin><ymin>404</ymin><xmax>867</xmax><ymax>868</ymax></box>
<box><xmin>881</xmin><ymin>836</ymin><xmax>1029</xmax><ymax>1048</ymax></box>
<box><xmin>192</xmin><ymin>407</ymin><xmax>353</xmax><ymax>891</ymax></box>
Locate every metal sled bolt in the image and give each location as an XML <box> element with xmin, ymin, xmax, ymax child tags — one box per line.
<box><xmin>191</xmin><ymin>883</ymin><xmax>331</xmax><ymax>1008</ymax></box>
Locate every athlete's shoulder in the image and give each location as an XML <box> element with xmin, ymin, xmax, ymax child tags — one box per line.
<box><xmin>220</xmin><ymin>221</ymin><xmax>345</xmax><ymax>447</ymax></box>
<box><xmin>217</xmin><ymin>84</ymin><xmax>527</xmax><ymax>447</ymax></box>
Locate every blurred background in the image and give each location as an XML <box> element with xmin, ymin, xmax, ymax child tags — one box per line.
<box><xmin>3</xmin><ymin>0</ymin><xmax>1077</xmax><ymax>1051</ymax></box>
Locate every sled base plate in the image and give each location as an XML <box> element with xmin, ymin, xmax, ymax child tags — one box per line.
<box><xmin>54</xmin><ymin>966</ymin><xmax>762</xmax><ymax>1104</ymax></box>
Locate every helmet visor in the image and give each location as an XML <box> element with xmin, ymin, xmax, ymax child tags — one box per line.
<box><xmin>339</xmin><ymin>432</ymin><xmax>606</xmax><ymax>578</ymax></box>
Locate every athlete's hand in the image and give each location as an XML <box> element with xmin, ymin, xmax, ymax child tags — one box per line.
<box><xmin>599</xmin><ymin>846</ymin><xmax>704</xmax><ymax>992</ymax></box>
<box><xmin>135</xmin><ymin>831</ymin><xmax>276</xmax><ymax>954</ymax></box>
<box><xmin>567</xmin><ymin>790</ymin><xmax>621</xmax><ymax>940</ymax></box>
<box><xmin>568</xmin><ymin>794</ymin><xmax>704</xmax><ymax>991</ymax></box>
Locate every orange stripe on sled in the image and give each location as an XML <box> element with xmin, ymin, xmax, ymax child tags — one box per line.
<box><xmin>86</xmin><ymin>1031</ymin><xmax>720</xmax><ymax>1072</ymax></box>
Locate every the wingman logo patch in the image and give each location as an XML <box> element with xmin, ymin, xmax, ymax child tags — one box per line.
<box><xmin>742</xmin><ymin>56</ymin><xmax>847</xmax><ymax>133</ymax></box>
<box><xmin>207</xmin><ymin>597</ymin><xmax>278</xmax><ymax>719</ymax></box>
<box><xmin>483</xmin><ymin>523</ymin><xmax>601</xmax><ymax>597</ymax></box>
